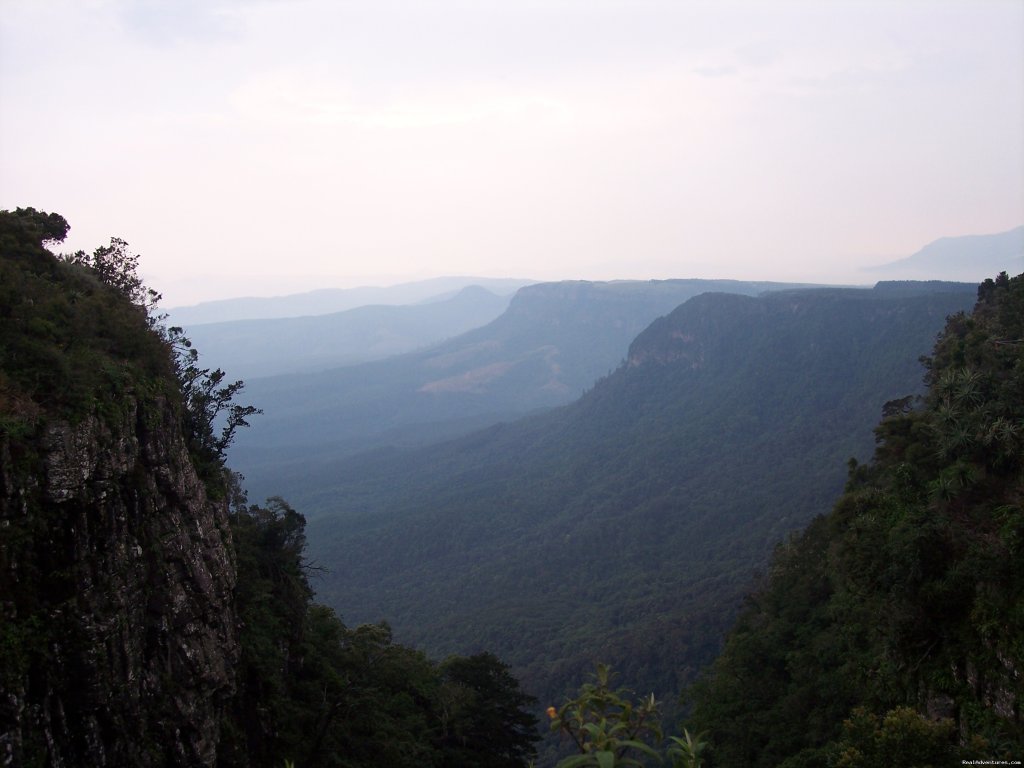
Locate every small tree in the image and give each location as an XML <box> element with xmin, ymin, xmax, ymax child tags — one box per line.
<box><xmin>436</xmin><ymin>652</ymin><xmax>539</xmax><ymax>767</ymax></box>
<box><xmin>549</xmin><ymin>666</ymin><xmax>708</xmax><ymax>768</ymax></box>
<box><xmin>61</xmin><ymin>237</ymin><xmax>158</xmax><ymax>309</ymax></box>
<box><xmin>61</xmin><ymin>235</ymin><xmax>260</xmax><ymax>486</ymax></box>
<box><xmin>827</xmin><ymin>707</ymin><xmax>959</xmax><ymax>768</ymax></box>
<box><xmin>549</xmin><ymin>664</ymin><xmax>662</xmax><ymax>768</ymax></box>
<box><xmin>665</xmin><ymin>729</ymin><xmax>707</xmax><ymax>768</ymax></box>
<box><xmin>160</xmin><ymin>323</ymin><xmax>260</xmax><ymax>451</ymax></box>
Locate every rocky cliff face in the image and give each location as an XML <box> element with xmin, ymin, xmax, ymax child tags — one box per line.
<box><xmin>0</xmin><ymin>395</ymin><xmax>237</xmax><ymax>767</ymax></box>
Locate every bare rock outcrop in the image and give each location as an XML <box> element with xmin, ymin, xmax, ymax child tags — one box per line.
<box><xmin>0</xmin><ymin>396</ymin><xmax>237</xmax><ymax>767</ymax></box>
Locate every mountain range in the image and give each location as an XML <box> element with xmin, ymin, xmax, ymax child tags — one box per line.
<box><xmin>227</xmin><ymin>279</ymin><xmax>813</xmax><ymax>504</ymax></box>
<box><xmin>179</xmin><ymin>285</ymin><xmax>513</xmax><ymax>380</ymax></box>
<box><xmin>296</xmin><ymin>281</ymin><xmax>978</xmax><ymax>720</ymax></box>
<box><xmin>166</xmin><ymin>275</ymin><xmax>534</xmax><ymax>325</ymax></box>
<box><xmin>5</xmin><ymin>204</ymin><xmax>1018</xmax><ymax>767</ymax></box>
<box><xmin>865</xmin><ymin>225</ymin><xmax>1022</xmax><ymax>281</ymax></box>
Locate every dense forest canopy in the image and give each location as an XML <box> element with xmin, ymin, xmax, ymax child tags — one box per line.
<box><xmin>688</xmin><ymin>272</ymin><xmax>1023</xmax><ymax>766</ymax></box>
<box><xmin>220</xmin><ymin>490</ymin><xmax>540</xmax><ymax>768</ymax></box>
<box><xmin>300</xmin><ymin>280</ymin><xmax>978</xmax><ymax>727</ymax></box>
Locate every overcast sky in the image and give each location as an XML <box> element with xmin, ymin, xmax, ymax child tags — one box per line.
<box><xmin>2</xmin><ymin>0</ymin><xmax>1022</xmax><ymax>306</ymax></box>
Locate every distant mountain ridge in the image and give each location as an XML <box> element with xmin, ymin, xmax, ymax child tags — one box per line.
<box><xmin>229</xmin><ymin>278</ymin><xmax>815</xmax><ymax>503</ymax></box>
<box><xmin>298</xmin><ymin>280</ymin><xmax>978</xmax><ymax>716</ymax></box>
<box><xmin>179</xmin><ymin>285</ymin><xmax>512</xmax><ymax>380</ymax></box>
<box><xmin>866</xmin><ymin>225</ymin><xmax>1023</xmax><ymax>281</ymax></box>
<box><xmin>166</xmin><ymin>275</ymin><xmax>535</xmax><ymax>325</ymax></box>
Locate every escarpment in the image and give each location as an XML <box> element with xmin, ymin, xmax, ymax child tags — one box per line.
<box><xmin>0</xmin><ymin>209</ymin><xmax>238</xmax><ymax>767</ymax></box>
<box><xmin>1</xmin><ymin>392</ymin><xmax>238</xmax><ymax>767</ymax></box>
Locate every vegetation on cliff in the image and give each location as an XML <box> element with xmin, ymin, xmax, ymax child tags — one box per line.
<box><xmin>0</xmin><ymin>208</ymin><xmax>539</xmax><ymax>767</ymax></box>
<box><xmin>0</xmin><ymin>208</ymin><xmax>172</xmax><ymax>427</ymax></box>
<box><xmin>687</xmin><ymin>272</ymin><xmax>1023</xmax><ymax>765</ymax></box>
<box><xmin>1</xmin><ymin>207</ymin><xmax>241</xmax><ymax>765</ymax></box>
<box><xmin>219</xmin><ymin>489</ymin><xmax>539</xmax><ymax>768</ymax></box>
<box><xmin>0</xmin><ymin>206</ymin><xmax>257</xmax><ymax>493</ymax></box>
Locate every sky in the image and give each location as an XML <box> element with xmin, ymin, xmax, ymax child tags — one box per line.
<box><xmin>1</xmin><ymin>0</ymin><xmax>1022</xmax><ymax>307</ymax></box>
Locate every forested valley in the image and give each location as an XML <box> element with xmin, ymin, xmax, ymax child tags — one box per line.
<box><xmin>298</xmin><ymin>282</ymin><xmax>979</xmax><ymax>741</ymax></box>
<box><xmin>1</xmin><ymin>206</ymin><xmax>1020</xmax><ymax>767</ymax></box>
<box><xmin>688</xmin><ymin>270</ymin><xmax>1023</xmax><ymax>765</ymax></box>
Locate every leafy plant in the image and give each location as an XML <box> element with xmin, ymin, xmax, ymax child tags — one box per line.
<box><xmin>665</xmin><ymin>730</ymin><xmax>706</xmax><ymax>768</ymax></box>
<box><xmin>550</xmin><ymin>664</ymin><xmax>663</xmax><ymax>768</ymax></box>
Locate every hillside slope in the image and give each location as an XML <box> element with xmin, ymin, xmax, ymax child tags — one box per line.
<box><xmin>180</xmin><ymin>284</ymin><xmax>511</xmax><ymax>379</ymax></box>
<box><xmin>166</xmin><ymin>276</ymin><xmax>534</xmax><ymax>325</ymax></box>
<box><xmin>867</xmin><ymin>225</ymin><xmax>1023</xmax><ymax>281</ymax></box>
<box><xmin>690</xmin><ymin>272</ymin><xmax>1023</xmax><ymax>766</ymax></box>
<box><xmin>302</xmin><ymin>282</ymin><xmax>977</xmax><ymax>711</ymax></box>
<box><xmin>230</xmin><ymin>278</ymin><xmax>811</xmax><ymax>504</ymax></box>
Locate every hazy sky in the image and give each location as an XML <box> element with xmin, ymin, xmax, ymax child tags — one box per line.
<box><xmin>2</xmin><ymin>0</ymin><xmax>1022</xmax><ymax>306</ymax></box>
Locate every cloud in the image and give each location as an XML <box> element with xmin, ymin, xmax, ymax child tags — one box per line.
<box><xmin>110</xmin><ymin>0</ymin><xmax>248</xmax><ymax>45</ymax></box>
<box><xmin>227</xmin><ymin>72</ymin><xmax>576</xmax><ymax>131</ymax></box>
<box><xmin>693</xmin><ymin>65</ymin><xmax>739</xmax><ymax>79</ymax></box>
<box><xmin>1</xmin><ymin>0</ymin><xmax>1022</xmax><ymax>305</ymax></box>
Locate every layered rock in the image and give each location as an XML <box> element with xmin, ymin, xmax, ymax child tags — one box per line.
<box><xmin>0</xmin><ymin>395</ymin><xmax>237</xmax><ymax>767</ymax></box>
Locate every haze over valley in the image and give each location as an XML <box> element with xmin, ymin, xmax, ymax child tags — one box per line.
<box><xmin>178</xmin><ymin>225</ymin><xmax>1015</xmax><ymax>737</ymax></box>
<box><xmin>2</xmin><ymin>1</ymin><xmax>1023</xmax><ymax>765</ymax></box>
<box><xmin>3</xmin><ymin>204</ymin><xmax>1022</xmax><ymax>768</ymax></box>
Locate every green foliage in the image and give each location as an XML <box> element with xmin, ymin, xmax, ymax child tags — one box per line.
<box><xmin>827</xmin><ymin>707</ymin><xmax>959</xmax><ymax>768</ymax></box>
<box><xmin>437</xmin><ymin>652</ymin><xmax>540</xmax><ymax>768</ymax></box>
<box><xmin>550</xmin><ymin>665</ymin><xmax>662</xmax><ymax>768</ymax></box>
<box><xmin>298</xmin><ymin>283</ymin><xmax>975</xmax><ymax>723</ymax></box>
<box><xmin>665</xmin><ymin>730</ymin><xmax>707</xmax><ymax>768</ymax></box>
<box><xmin>549</xmin><ymin>665</ymin><xmax>708</xmax><ymax>768</ymax></box>
<box><xmin>60</xmin><ymin>236</ymin><xmax>157</xmax><ymax>308</ymax></box>
<box><xmin>220</xmin><ymin>489</ymin><xmax>539</xmax><ymax>768</ymax></box>
<box><xmin>688</xmin><ymin>272</ymin><xmax>1024</xmax><ymax>764</ymax></box>
<box><xmin>0</xmin><ymin>208</ymin><xmax>174</xmax><ymax>424</ymax></box>
<box><xmin>161</xmin><ymin>325</ymin><xmax>261</xmax><ymax>487</ymax></box>
<box><xmin>0</xmin><ymin>207</ymin><xmax>259</xmax><ymax>498</ymax></box>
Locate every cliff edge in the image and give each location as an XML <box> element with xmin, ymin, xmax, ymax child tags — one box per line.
<box><xmin>0</xmin><ymin>209</ymin><xmax>237</xmax><ymax>766</ymax></box>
